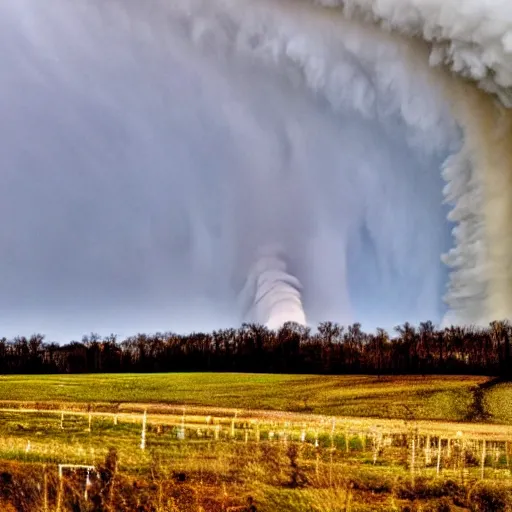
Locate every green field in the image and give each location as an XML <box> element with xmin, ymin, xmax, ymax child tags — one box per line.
<box><xmin>0</xmin><ymin>373</ymin><xmax>506</xmax><ymax>423</ymax></box>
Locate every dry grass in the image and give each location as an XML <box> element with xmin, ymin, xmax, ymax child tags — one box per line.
<box><xmin>1</xmin><ymin>401</ymin><xmax>512</xmax><ymax>510</ymax></box>
<box><xmin>1</xmin><ymin>374</ymin><xmax>512</xmax><ymax>510</ymax></box>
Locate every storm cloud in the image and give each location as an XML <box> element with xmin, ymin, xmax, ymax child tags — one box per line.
<box><xmin>1</xmin><ymin>0</ymin><xmax>511</xmax><ymax>341</ymax></box>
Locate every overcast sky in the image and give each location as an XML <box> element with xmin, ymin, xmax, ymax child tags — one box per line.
<box><xmin>0</xmin><ymin>0</ymin><xmax>454</xmax><ymax>342</ymax></box>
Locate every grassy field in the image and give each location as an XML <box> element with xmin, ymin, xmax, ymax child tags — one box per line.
<box><xmin>1</xmin><ymin>374</ymin><xmax>512</xmax><ymax>511</ymax></box>
<box><xmin>0</xmin><ymin>402</ymin><xmax>511</xmax><ymax>511</ymax></box>
<box><xmin>0</xmin><ymin>373</ymin><xmax>505</xmax><ymax>423</ymax></box>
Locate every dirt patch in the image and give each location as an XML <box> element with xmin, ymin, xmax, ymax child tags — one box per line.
<box><xmin>465</xmin><ymin>377</ymin><xmax>505</xmax><ymax>422</ymax></box>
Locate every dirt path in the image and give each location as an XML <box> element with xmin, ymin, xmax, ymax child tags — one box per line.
<box><xmin>465</xmin><ymin>376</ymin><xmax>507</xmax><ymax>422</ymax></box>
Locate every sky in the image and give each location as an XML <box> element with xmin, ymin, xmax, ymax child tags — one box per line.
<box><xmin>0</xmin><ymin>0</ymin><xmax>492</xmax><ymax>342</ymax></box>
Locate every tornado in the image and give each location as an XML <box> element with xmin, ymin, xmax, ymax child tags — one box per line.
<box><xmin>241</xmin><ymin>245</ymin><xmax>307</xmax><ymax>329</ymax></box>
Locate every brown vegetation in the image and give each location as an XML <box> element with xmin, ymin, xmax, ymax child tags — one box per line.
<box><xmin>1</xmin><ymin>409</ymin><xmax>512</xmax><ymax>512</ymax></box>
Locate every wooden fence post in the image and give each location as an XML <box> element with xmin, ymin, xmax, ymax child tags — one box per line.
<box><xmin>425</xmin><ymin>435</ymin><xmax>432</xmax><ymax>465</ymax></box>
<box><xmin>481</xmin><ymin>440</ymin><xmax>486</xmax><ymax>480</ymax></box>
<box><xmin>436</xmin><ymin>437</ymin><xmax>442</xmax><ymax>476</ymax></box>
<box><xmin>410</xmin><ymin>434</ymin><xmax>416</xmax><ymax>486</ymax></box>
<box><xmin>140</xmin><ymin>410</ymin><xmax>147</xmax><ymax>450</ymax></box>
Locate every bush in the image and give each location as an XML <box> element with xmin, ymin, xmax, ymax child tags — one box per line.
<box><xmin>0</xmin><ymin>464</ymin><xmax>55</xmax><ymax>512</ymax></box>
<box><xmin>350</xmin><ymin>472</ymin><xmax>393</xmax><ymax>494</ymax></box>
<box><xmin>469</xmin><ymin>483</ymin><xmax>512</xmax><ymax>512</ymax></box>
<box><xmin>436</xmin><ymin>497</ymin><xmax>453</xmax><ymax>512</ymax></box>
<box><xmin>396</xmin><ymin>478</ymin><xmax>463</xmax><ymax>501</ymax></box>
<box><xmin>285</xmin><ymin>444</ymin><xmax>308</xmax><ymax>488</ymax></box>
<box><xmin>401</xmin><ymin>498</ymin><xmax>452</xmax><ymax>512</ymax></box>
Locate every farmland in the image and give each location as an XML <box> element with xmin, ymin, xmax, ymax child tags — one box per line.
<box><xmin>1</xmin><ymin>374</ymin><xmax>512</xmax><ymax>511</ymax></box>
<box><xmin>0</xmin><ymin>373</ymin><xmax>506</xmax><ymax>422</ymax></box>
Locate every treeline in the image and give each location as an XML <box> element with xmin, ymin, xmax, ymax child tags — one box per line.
<box><xmin>0</xmin><ymin>320</ymin><xmax>511</xmax><ymax>376</ymax></box>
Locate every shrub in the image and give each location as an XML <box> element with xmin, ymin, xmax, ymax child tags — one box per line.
<box><xmin>436</xmin><ymin>497</ymin><xmax>453</xmax><ymax>512</ymax></box>
<box><xmin>469</xmin><ymin>483</ymin><xmax>512</xmax><ymax>512</ymax></box>
<box><xmin>396</xmin><ymin>478</ymin><xmax>463</xmax><ymax>501</ymax></box>
<box><xmin>350</xmin><ymin>472</ymin><xmax>393</xmax><ymax>494</ymax></box>
<box><xmin>285</xmin><ymin>444</ymin><xmax>308</xmax><ymax>488</ymax></box>
<box><xmin>401</xmin><ymin>499</ymin><xmax>452</xmax><ymax>512</ymax></box>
